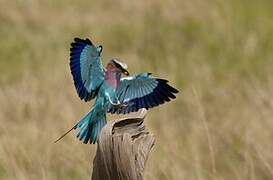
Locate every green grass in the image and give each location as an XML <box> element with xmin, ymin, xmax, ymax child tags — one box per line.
<box><xmin>1</xmin><ymin>0</ymin><xmax>273</xmax><ymax>179</ymax></box>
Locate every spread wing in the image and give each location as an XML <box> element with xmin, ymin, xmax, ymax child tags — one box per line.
<box><xmin>70</xmin><ymin>38</ymin><xmax>105</xmax><ymax>102</ymax></box>
<box><xmin>108</xmin><ymin>73</ymin><xmax>179</xmax><ymax>114</ymax></box>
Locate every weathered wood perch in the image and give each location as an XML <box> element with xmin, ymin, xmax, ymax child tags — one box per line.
<box><xmin>91</xmin><ymin>109</ymin><xmax>155</xmax><ymax>180</ymax></box>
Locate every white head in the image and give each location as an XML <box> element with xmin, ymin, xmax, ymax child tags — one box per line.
<box><xmin>107</xmin><ymin>58</ymin><xmax>129</xmax><ymax>76</ymax></box>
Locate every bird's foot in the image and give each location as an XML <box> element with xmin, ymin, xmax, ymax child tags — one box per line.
<box><xmin>119</xmin><ymin>102</ymin><xmax>129</xmax><ymax>107</ymax></box>
<box><xmin>111</xmin><ymin>101</ymin><xmax>128</xmax><ymax>108</ymax></box>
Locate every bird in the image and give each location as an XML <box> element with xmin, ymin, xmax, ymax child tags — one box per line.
<box><xmin>55</xmin><ymin>37</ymin><xmax>179</xmax><ymax>144</ymax></box>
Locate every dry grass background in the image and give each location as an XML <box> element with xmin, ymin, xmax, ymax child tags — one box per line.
<box><xmin>0</xmin><ymin>0</ymin><xmax>273</xmax><ymax>179</ymax></box>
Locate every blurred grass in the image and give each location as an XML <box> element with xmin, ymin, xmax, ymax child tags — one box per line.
<box><xmin>1</xmin><ymin>0</ymin><xmax>273</xmax><ymax>179</ymax></box>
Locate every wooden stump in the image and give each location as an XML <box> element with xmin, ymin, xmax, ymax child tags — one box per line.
<box><xmin>91</xmin><ymin>109</ymin><xmax>155</xmax><ymax>180</ymax></box>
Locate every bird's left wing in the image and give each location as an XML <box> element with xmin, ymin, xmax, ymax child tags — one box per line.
<box><xmin>108</xmin><ymin>73</ymin><xmax>179</xmax><ymax>114</ymax></box>
<box><xmin>70</xmin><ymin>38</ymin><xmax>105</xmax><ymax>102</ymax></box>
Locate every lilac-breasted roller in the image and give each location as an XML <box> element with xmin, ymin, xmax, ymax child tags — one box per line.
<box><xmin>55</xmin><ymin>37</ymin><xmax>179</xmax><ymax>144</ymax></box>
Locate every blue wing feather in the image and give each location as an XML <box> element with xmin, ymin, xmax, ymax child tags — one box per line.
<box><xmin>108</xmin><ymin>73</ymin><xmax>179</xmax><ymax>114</ymax></box>
<box><xmin>70</xmin><ymin>38</ymin><xmax>105</xmax><ymax>102</ymax></box>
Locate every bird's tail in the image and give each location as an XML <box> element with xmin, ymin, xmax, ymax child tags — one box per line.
<box><xmin>54</xmin><ymin>108</ymin><xmax>106</xmax><ymax>144</ymax></box>
<box><xmin>75</xmin><ymin>108</ymin><xmax>107</xmax><ymax>144</ymax></box>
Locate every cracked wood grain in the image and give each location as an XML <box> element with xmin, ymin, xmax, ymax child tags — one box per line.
<box><xmin>92</xmin><ymin>109</ymin><xmax>155</xmax><ymax>180</ymax></box>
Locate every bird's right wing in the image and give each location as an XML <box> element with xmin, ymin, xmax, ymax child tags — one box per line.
<box><xmin>108</xmin><ymin>73</ymin><xmax>179</xmax><ymax>114</ymax></box>
<box><xmin>70</xmin><ymin>38</ymin><xmax>105</xmax><ymax>102</ymax></box>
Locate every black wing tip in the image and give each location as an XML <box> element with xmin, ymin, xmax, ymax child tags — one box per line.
<box><xmin>72</xmin><ymin>37</ymin><xmax>93</xmax><ymax>46</ymax></box>
<box><xmin>171</xmin><ymin>87</ymin><xmax>179</xmax><ymax>94</ymax></box>
<box><xmin>157</xmin><ymin>78</ymin><xmax>179</xmax><ymax>94</ymax></box>
<box><xmin>157</xmin><ymin>78</ymin><xmax>169</xmax><ymax>83</ymax></box>
<box><xmin>85</xmin><ymin>38</ymin><xmax>93</xmax><ymax>45</ymax></box>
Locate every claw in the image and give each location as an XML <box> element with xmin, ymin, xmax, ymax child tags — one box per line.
<box><xmin>108</xmin><ymin>94</ymin><xmax>128</xmax><ymax>108</ymax></box>
<box><xmin>111</xmin><ymin>100</ymin><xmax>128</xmax><ymax>108</ymax></box>
<box><xmin>120</xmin><ymin>102</ymin><xmax>128</xmax><ymax>107</ymax></box>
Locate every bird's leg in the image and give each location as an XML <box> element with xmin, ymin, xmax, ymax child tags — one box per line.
<box><xmin>118</xmin><ymin>101</ymin><xmax>129</xmax><ymax>107</ymax></box>
<box><xmin>108</xmin><ymin>94</ymin><xmax>128</xmax><ymax>108</ymax></box>
<box><xmin>110</xmin><ymin>99</ymin><xmax>128</xmax><ymax>108</ymax></box>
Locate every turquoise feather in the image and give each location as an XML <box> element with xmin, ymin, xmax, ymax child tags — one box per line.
<box><xmin>55</xmin><ymin>37</ymin><xmax>179</xmax><ymax>144</ymax></box>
